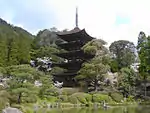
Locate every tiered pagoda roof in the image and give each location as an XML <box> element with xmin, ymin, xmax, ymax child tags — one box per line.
<box><xmin>52</xmin><ymin>27</ymin><xmax>94</xmax><ymax>86</ymax></box>
<box><xmin>57</xmin><ymin>27</ymin><xmax>93</xmax><ymax>42</ymax></box>
<box><xmin>52</xmin><ymin>8</ymin><xmax>95</xmax><ymax>87</ymax></box>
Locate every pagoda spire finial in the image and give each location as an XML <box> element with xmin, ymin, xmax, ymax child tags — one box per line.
<box><xmin>76</xmin><ymin>7</ymin><xmax>78</xmax><ymax>27</ymax></box>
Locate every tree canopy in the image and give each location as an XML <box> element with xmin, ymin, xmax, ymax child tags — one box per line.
<box><xmin>109</xmin><ymin>40</ymin><xmax>136</xmax><ymax>70</ymax></box>
<box><xmin>77</xmin><ymin>39</ymin><xmax>110</xmax><ymax>91</ymax></box>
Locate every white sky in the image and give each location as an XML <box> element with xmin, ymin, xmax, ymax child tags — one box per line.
<box><xmin>1</xmin><ymin>0</ymin><xmax>150</xmax><ymax>45</ymax></box>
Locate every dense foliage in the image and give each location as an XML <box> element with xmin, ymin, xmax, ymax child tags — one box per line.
<box><xmin>0</xmin><ymin>25</ymin><xmax>32</xmax><ymax>66</ymax></box>
<box><xmin>76</xmin><ymin>39</ymin><xmax>110</xmax><ymax>91</ymax></box>
<box><xmin>137</xmin><ymin>31</ymin><xmax>150</xmax><ymax>96</ymax></box>
<box><xmin>109</xmin><ymin>40</ymin><xmax>136</xmax><ymax>71</ymax></box>
<box><xmin>1</xmin><ymin>18</ymin><xmax>150</xmax><ymax>111</ymax></box>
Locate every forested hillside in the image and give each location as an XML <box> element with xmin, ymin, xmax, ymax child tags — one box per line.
<box><xmin>0</xmin><ymin>18</ymin><xmax>64</xmax><ymax>66</ymax></box>
<box><xmin>0</xmin><ymin>18</ymin><xmax>63</xmax><ymax>111</ymax></box>
<box><xmin>0</xmin><ymin>18</ymin><xmax>34</xmax><ymax>66</ymax></box>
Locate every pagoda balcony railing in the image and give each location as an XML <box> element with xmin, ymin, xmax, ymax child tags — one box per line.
<box><xmin>58</xmin><ymin>40</ymin><xmax>86</xmax><ymax>51</ymax></box>
<box><xmin>55</xmin><ymin>50</ymin><xmax>94</xmax><ymax>60</ymax></box>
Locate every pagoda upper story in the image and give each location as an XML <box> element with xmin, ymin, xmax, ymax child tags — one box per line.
<box><xmin>55</xmin><ymin>27</ymin><xmax>94</xmax><ymax>63</ymax></box>
<box><xmin>52</xmin><ymin>8</ymin><xmax>95</xmax><ymax>87</ymax></box>
<box><xmin>52</xmin><ymin>27</ymin><xmax>94</xmax><ymax>86</ymax></box>
<box><xmin>58</xmin><ymin>27</ymin><xmax>93</xmax><ymax>42</ymax></box>
<box><xmin>57</xmin><ymin>27</ymin><xmax>93</xmax><ymax>51</ymax></box>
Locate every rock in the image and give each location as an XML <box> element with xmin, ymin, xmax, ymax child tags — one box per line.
<box><xmin>2</xmin><ymin>107</ymin><xmax>22</xmax><ymax>113</ymax></box>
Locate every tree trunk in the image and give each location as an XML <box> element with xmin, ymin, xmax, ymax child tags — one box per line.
<box><xmin>94</xmin><ymin>79</ymin><xmax>98</xmax><ymax>92</ymax></box>
<box><xmin>17</xmin><ymin>93</ymin><xmax>22</xmax><ymax>104</ymax></box>
<box><xmin>143</xmin><ymin>77</ymin><xmax>147</xmax><ymax>97</ymax></box>
<box><xmin>144</xmin><ymin>81</ymin><xmax>147</xmax><ymax>97</ymax></box>
<box><xmin>129</xmin><ymin>86</ymin><xmax>131</xmax><ymax>95</ymax></box>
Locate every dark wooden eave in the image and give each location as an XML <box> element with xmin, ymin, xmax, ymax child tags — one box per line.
<box><xmin>52</xmin><ymin>60</ymin><xmax>84</xmax><ymax>69</ymax></box>
<box><xmin>55</xmin><ymin>50</ymin><xmax>94</xmax><ymax>60</ymax></box>
<box><xmin>57</xmin><ymin>27</ymin><xmax>94</xmax><ymax>42</ymax></box>
<box><xmin>58</xmin><ymin>40</ymin><xmax>85</xmax><ymax>51</ymax></box>
<box><xmin>53</xmin><ymin>70</ymin><xmax>78</xmax><ymax>76</ymax></box>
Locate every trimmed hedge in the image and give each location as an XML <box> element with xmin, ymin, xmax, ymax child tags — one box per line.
<box><xmin>109</xmin><ymin>92</ymin><xmax>123</xmax><ymax>102</ymax></box>
<box><xmin>60</xmin><ymin>95</ymin><xmax>68</xmax><ymax>102</ymax></box>
<box><xmin>68</xmin><ymin>93</ymin><xmax>92</xmax><ymax>104</ymax></box>
<box><xmin>67</xmin><ymin>92</ymin><xmax>117</xmax><ymax>104</ymax></box>
<box><xmin>68</xmin><ymin>95</ymin><xmax>79</xmax><ymax>104</ymax></box>
<box><xmin>92</xmin><ymin>93</ymin><xmax>113</xmax><ymax>103</ymax></box>
<box><xmin>61</xmin><ymin>88</ymin><xmax>79</xmax><ymax>96</ymax></box>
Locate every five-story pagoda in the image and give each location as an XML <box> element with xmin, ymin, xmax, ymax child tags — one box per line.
<box><xmin>53</xmin><ymin>8</ymin><xmax>94</xmax><ymax>87</ymax></box>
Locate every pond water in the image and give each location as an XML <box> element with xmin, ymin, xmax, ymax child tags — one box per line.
<box><xmin>38</xmin><ymin>106</ymin><xmax>150</xmax><ymax>113</ymax></box>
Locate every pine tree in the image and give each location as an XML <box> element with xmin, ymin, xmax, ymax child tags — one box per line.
<box><xmin>6</xmin><ymin>65</ymin><xmax>43</xmax><ymax>104</ymax></box>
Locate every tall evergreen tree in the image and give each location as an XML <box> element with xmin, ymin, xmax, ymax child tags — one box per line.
<box><xmin>0</xmin><ymin>35</ymin><xmax>7</xmax><ymax>66</ymax></box>
<box><xmin>109</xmin><ymin>40</ymin><xmax>136</xmax><ymax>70</ymax></box>
<box><xmin>0</xmin><ymin>18</ymin><xmax>33</xmax><ymax>66</ymax></box>
<box><xmin>137</xmin><ymin>32</ymin><xmax>150</xmax><ymax>96</ymax></box>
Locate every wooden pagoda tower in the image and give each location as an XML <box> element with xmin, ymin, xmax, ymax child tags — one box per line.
<box><xmin>53</xmin><ymin>8</ymin><xmax>94</xmax><ymax>87</ymax></box>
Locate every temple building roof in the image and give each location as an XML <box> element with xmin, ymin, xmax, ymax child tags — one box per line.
<box><xmin>57</xmin><ymin>27</ymin><xmax>94</xmax><ymax>42</ymax></box>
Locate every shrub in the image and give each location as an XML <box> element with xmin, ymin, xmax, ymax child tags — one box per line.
<box><xmin>0</xmin><ymin>98</ymin><xmax>9</xmax><ymax>111</ymax></box>
<box><xmin>11</xmin><ymin>104</ymin><xmax>22</xmax><ymax>109</ymax></box>
<box><xmin>126</xmin><ymin>95</ymin><xmax>135</xmax><ymax>102</ymax></box>
<box><xmin>60</xmin><ymin>95</ymin><xmax>68</xmax><ymax>102</ymax></box>
<box><xmin>23</xmin><ymin>107</ymin><xmax>33</xmax><ymax>113</ymax></box>
<box><xmin>61</xmin><ymin>88</ymin><xmax>79</xmax><ymax>95</ymax></box>
<box><xmin>46</xmin><ymin>96</ymin><xmax>58</xmax><ymax>102</ymax></box>
<box><xmin>75</xmin><ymin>93</ymin><xmax>87</xmax><ymax>104</ymax></box>
<box><xmin>44</xmin><ymin>87</ymin><xmax>59</xmax><ymax>97</ymax></box>
<box><xmin>109</xmin><ymin>92</ymin><xmax>123</xmax><ymax>102</ymax></box>
<box><xmin>85</xmin><ymin>94</ymin><xmax>92</xmax><ymax>102</ymax></box>
<box><xmin>68</xmin><ymin>93</ymin><xmax>92</xmax><ymax>104</ymax></box>
<box><xmin>0</xmin><ymin>90</ymin><xmax>10</xmax><ymax>111</ymax></box>
<box><xmin>83</xmin><ymin>46</ymin><xmax>97</xmax><ymax>55</ymax></box>
<box><xmin>22</xmin><ymin>95</ymin><xmax>37</xmax><ymax>103</ymax></box>
<box><xmin>92</xmin><ymin>93</ymin><xmax>112</xmax><ymax>103</ymax></box>
<box><xmin>68</xmin><ymin>95</ymin><xmax>79</xmax><ymax>104</ymax></box>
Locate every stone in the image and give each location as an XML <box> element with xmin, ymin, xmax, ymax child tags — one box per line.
<box><xmin>2</xmin><ymin>107</ymin><xmax>22</xmax><ymax>113</ymax></box>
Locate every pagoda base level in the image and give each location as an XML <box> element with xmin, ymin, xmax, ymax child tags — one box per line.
<box><xmin>53</xmin><ymin>75</ymin><xmax>78</xmax><ymax>87</ymax></box>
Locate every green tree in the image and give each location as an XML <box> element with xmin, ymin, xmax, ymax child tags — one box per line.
<box><xmin>137</xmin><ymin>32</ymin><xmax>150</xmax><ymax>96</ymax></box>
<box><xmin>109</xmin><ymin>59</ymin><xmax>119</xmax><ymax>72</ymax></box>
<box><xmin>0</xmin><ymin>67</ymin><xmax>10</xmax><ymax>111</ymax></box>
<box><xmin>0</xmin><ymin>18</ymin><xmax>33</xmax><ymax>66</ymax></box>
<box><xmin>31</xmin><ymin>46</ymin><xmax>64</xmax><ymax>63</ymax></box>
<box><xmin>0</xmin><ymin>67</ymin><xmax>7</xmax><ymax>75</ymax></box>
<box><xmin>137</xmin><ymin>31</ymin><xmax>146</xmax><ymax>50</ymax></box>
<box><xmin>38</xmin><ymin>74</ymin><xmax>58</xmax><ymax>99</ymax></box>
<box><xmin>76</xmin><ymin>39</ymin><xmax>110</xmax><ymax>91</ymax></box>
<box><xmin>0</xmin><ymin>36</ymin><xmax>7</xmax><ymax>66</ymax></box>
<box><xmin>35</xmin><ymin>28</ymin><xmax>64</xmax><ymax>47</ymax></box>
<box><xmin>6</xmin><ymin>65</ymin><xmax>43</xmax><ymax>104</ymax></box>
<box><xmin>17</xmin><ymin>35</ymin><xmax>31</xmax><ymax>64</ymax></box>
<box><xmin>118</xmin><ymin>67</ymin><xmax>137</xmax><ymax>97</ymax></box>
<box><xmin>0</xmin><ymin>87</ymin><xmax>10</xmax><ymax>111</ymax></box>
<box><xmin>6</xmin><ymin>37</ymin><xmax>19</xmax><ymax>65</ymax></box>
<box><xmin>109</xmin><ymin>40</ymin><xmax>136</xmax><ymax>69</ymax></box>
